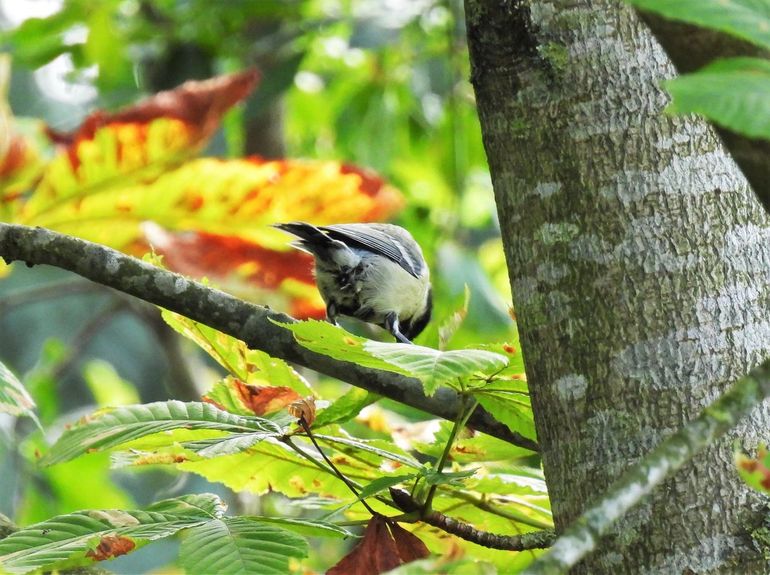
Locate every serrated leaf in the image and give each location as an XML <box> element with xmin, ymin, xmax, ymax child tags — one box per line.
<box><xmin>281</xmin><ymin>320</ymin><xmax>509</xmax><ymax>395</ymax></box>
<box><xmin>163</xmin><ymin>311</ymin><xmax>314</xmax><ymax>396</ymax></box>
<box><xmin>626</xmin><ymin>0</ymin><xmax>770</xmax><ymax>50</ymax></box>
<box><xmin>0</xmin><ymin>494</ymin><xmax>224</xmax><ymax>574</ymax></box>
<box><xmin>313</xmin><ymin>387</ymin><xmax>379</xmax><ymax>428</ymax></box>
<box><xmin>204</xmin><ymin>377</ymin><xmax>301</xmax><ymax>417</ymax></box>
<box><xmin>279</xmin><ymin>319</ymin><xmax>416</xmax><ymax>375</ymax></box>
<box><xmin>180</xmin><ymin>517</ymin><xmax>307</xmax><ymax>575</ymax></box>
<box><xmin>177</xmin><ymin>440</ymin><xmax>356</xmax><ymax>499</ymax></box>
<box><xmin>42</xmin><ymin>401</ymin><xmax>283</xmax><ymax>465</ymax></box>
<box><xmin>363</xmin><ymin>342</ymin><xmax>509</xmax><ymax>396</ymax></box>
<box><xmin>244</xmin><ymin>516</ymin><xmax>354</xmax><ymax>539</ymax></box>
<box><xmin>474</xmin><ymin>387</ymin><xmax>536</xmax><ymax>442</ymax></box>
<box><xmin>665</xmin><ymin>57</ymin><xmax>770</xmax><ymax>140</ymax></box>
<box><xmin>0</xmin><ymin>359</ymin><xmax>38</xmax><ymax>423</ymax></box>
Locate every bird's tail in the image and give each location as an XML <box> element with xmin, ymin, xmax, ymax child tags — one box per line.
<box><xmin>273</xmin><ymin>222</ymin><xmax>336</xmax><ymax>255</ymax></box>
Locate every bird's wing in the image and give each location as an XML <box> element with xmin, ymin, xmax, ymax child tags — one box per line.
<box><xmin>320</xmin><ymin>224</ymin><xmax>421</xmax><ymax>278</ymax></box>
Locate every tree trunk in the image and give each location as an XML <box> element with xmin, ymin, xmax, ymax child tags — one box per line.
<box><xmin>465</xmin><ymin>0</ymin><xmax>770</xmax><ymax>572</ymax></box>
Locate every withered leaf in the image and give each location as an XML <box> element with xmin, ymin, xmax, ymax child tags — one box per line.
<box><xmin>223</xmin><ymin>380</ymin><xmax>301</xmax><ymax>416</ymax></box>
<box><xmin>85</xmin><ymin>534</ymin><xmax>136</xmax><ymax>561</ymax></box>
<box><xmin>288</xmin><ymin>397</ymin><xmax>317</xmax><ymax>426</ymax></box>
<box><xmin>327</xmin><ymin>515</ymin><xmax>430</xmax><ymax>575</ymax></box>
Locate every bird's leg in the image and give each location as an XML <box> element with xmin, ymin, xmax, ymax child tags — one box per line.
<box><xmin>385</xmin><ymin>312</ymin><xmax>412</xmax><ymax>344</ymax></box>
<box><xmin>326</xmin><ymin>302</ymin><xmax>339</xmax><ymax>326</ymax></box>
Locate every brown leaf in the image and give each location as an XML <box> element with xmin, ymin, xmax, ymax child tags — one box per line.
<box><xmin>48</xmin><ymin>69</ymin><xmax>259</xmax><ymax>147</ymax></box>
<box><xmin>388</xmin><ymin>521</ymin><xmax>430</xmax><ymax>563</ymax></box>
<box><xmin>85</xmin><ymin>534</ymin><xmax>136</xmax><ymax>561</ymax></box>
<box><xmin>327</xmin><ymin>515</ymin><xmax>401</xmax><ymax>575</ymax></box>
<box><xmin>233</xmin><ymin>380</ymin><xmax>301</xmax><ymax>415</ymax></box>
<box><xmin>288</xmin><ymin>397</ymin><xmax>317</xmax><ymax>426</ymax></box>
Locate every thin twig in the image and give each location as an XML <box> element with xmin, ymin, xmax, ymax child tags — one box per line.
<box><xmin>298</xmin><ymin>417</ymin><xmax>377</xmax><ymax>516</ymax></box>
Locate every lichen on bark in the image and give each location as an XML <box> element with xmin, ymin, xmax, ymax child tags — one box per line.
<box><xmin>466</xmin><ymin>0</ymin><xmax>770</xmax><ymax>572</ymax></box>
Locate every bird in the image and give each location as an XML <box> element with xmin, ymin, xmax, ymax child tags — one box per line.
<box><xmin>274</xmin><ymin>222</ymin><xmax>432</xmax><ymax>344</ymax></box>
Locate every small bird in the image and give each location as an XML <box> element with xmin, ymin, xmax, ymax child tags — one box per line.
<box><xmin>275</xmin><ymin>222</ymin><xmax>432</xmax><ymax>344</ymax></box>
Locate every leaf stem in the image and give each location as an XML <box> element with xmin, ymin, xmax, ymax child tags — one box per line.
<box><xmin>422</xmin><ymin>395</ymin><xmax>478</xmax><ymax>513</ymax></box>
<box><xmin>297</xmin><ymin>418</ymin><xmax>377</xmax><ymax>516</ymax></box>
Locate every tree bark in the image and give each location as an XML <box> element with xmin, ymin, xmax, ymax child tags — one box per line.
<box><xmin>465</xmin><ymin>0</ymin><xmax>770</xmax><ymax>572</ymax></box>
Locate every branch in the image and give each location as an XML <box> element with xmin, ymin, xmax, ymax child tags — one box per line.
<box><xmin>0</xmin><ymin>223</ymin><xmax>538</xmax><ymax>451</ymax></box>
<box><xmin>389</xmin><ymin>488</ymin><xmax>555</xmax><ymax>551</ymax></box>
<box><xmin>524</xmin><ymin>358</ymin><xmax>770</xmax><ymax>574</ymax></box>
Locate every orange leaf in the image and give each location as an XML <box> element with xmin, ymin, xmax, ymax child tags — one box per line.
<box><xmin>231</xmin><ymin>380</ymin><xmax>301</xmax><ymax>416</ymax></box>
<box><xmin>141</xmin><ymin>225</ymin><xmax>325</xmax><ymax>318</ymax></box>
<box><xmin>47</xmin><ymin>69</ymin><xmax>259</xmax><ymax>153</ymax></box>
<box><xmin>85</xmin><ymin>534</ymin><xmax>136</xmax><ymax>561</ymax></box>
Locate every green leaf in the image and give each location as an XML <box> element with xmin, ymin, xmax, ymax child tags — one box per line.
<box><xmin>177</xmin><ymin>440</ymin><xmax>356</xmax><ymax>499</ymax></box>
<box><xmin>665</xmin><ymin>57</ymin><xmax>770</xmax><ymax>140</ymax></box>
<box><xmin>278</xmin><ymin>319</ymin><xmax>414</xmax><ymax>377</ymax></box>
<box><xmin>363</xmin><ymin>341</ymin><xmax>509</xmax><ymax>396</ymax></box>
<box><xmin>279</xmin><ymin>319</ymin><xmax>509</xmax><ymax>395</ymax></box>
<box><xmin>357</xmin><ymin>474</ymin><xmax>418</xmax><ymax>499</ymax></box>
<box><xmin>83</xmin><ymin>359</ymin><xmax>140</xmax><ymax>407</ymax></box>
<box><xmin>625</xmin><ymin>0</ymin><xmax>770</xmax><ymax>50</ymax></box>
<box><xmin>42</xmin><ymin>401</ymin><xmax>284</xmax><ymax>465</ymax></box>
<box><xmin>0</xmin><ymin>494</ymin><xmax>224</xmax><ymax>575</ymax></box>
<box><xmin>180</xmin><ymin>517</ymin><xmax>308</xmax><ymax>575</ymax></box>
<box><xmin>0</xmin><ymin>359</ymin><xmax>38</xmax><ymax>424</ymax></box>
<box><xmin>473</xmin><ymin>382</ymin><xmax>537</xmax><ymax>442</ymax></box>
<box><xmin>438</xmin><ymin>284</ymin><xmax>470</xmax><ymax>350</ymax></box>
<box><xmin>243</xmin><ymin>516</ymin><xmax>354</xmax><ymax>539</ymax></box>
<box><xmin>163</xmin><ymin>311</ymin><xmax>313</xmax><ymax>395</ymax></box>
<box><xmin>313</xmin><ymin>387</ymin><xmax>379</xmax><ymax>428</ymax></box>
<box><xmin>422</xmin><ymin>468</ymin><xmax>478</xmax><ymax>486</ymax></box>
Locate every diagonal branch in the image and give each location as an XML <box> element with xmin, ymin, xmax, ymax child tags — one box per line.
<box><xmin>0</xmin><ymin>223</ymin><xmax>538</xmax><ymax>452</ymax></box>
<box><xmin>524</xmin><ymin>358</ymin><xmax>770</xmax><ymax>574</ymax></box>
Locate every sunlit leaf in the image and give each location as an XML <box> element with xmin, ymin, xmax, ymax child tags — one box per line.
<box><xmin>0</xmin><ymin>56</ymin><xmax>45</xmax><ymax>208</ymax></box>
<box><xmin>281</xmin><ymin>319</ymin><xmax>509</xmax><ymax>395</ymax></box>
<box><xmin>626</xmin><ymin>0</ymin><xmax>770</xmax><ymax>50</ymax></box>
<box><xmin>204</xmin><ymin>378</ymin><xmax>300</xmax><ymax>416</ymax></box>
<box><xmin>162</xmin><ymin>311</ymin><xmax>314</xmax><ymax>396</ymax></box>
<box><xmin>41</xmin><ymin>401</ymin><xmax>284</xmax><ymax>465</ymax></box>
<box><xmin>313</xmin><ymin>387</ymin><xmax>379</xmax><ymax>428</ymax></box>
<box><xmin>363</xmin><ymin>341</ymin><xmax>509</xmax><ymax>396</ymax></box>
<box><xmin>665</xmin><ymin>57</ymin><xmax>770</xmax><ymax>140</ymax></box>
<box><xmin>0</xmin><ymin>359</ymin><xmax>37</xmax><ymax>423</ymax></box>
<box><xmin>177</xmin><ymin>440</ymin><xmax>355</xmax><ymax>499</ymax></box>
<box><xmin>0</xmin><ymin>494</ymin><xmax>224</xmax><ymax>575</ymax></box>
<box><xmin>20</xmin><ymin>70</ymin><xmax>260</xmax><ymax>230</ymax></box>
<box><xmin>180</xmin><ymin>517</ymin><xmax>308</xmax><ymax>575</ymax></box>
